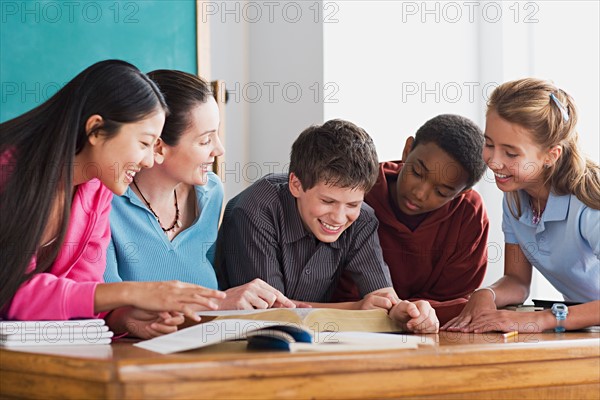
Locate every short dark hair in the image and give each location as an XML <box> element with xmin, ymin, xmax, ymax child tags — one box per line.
<box><xmin>412</xmin><ymin>114</ymin><xmax>486</xmax><ymax>188</ymax></box>
<box><xmin>289</xmin><ymin>119</ymin><xmax>379</xmax><ymax>191</ymax></box>
<box><xmin>147</xmin><ymin>70</ymin><xmax>212</xmax><ymax>146</ymax></box>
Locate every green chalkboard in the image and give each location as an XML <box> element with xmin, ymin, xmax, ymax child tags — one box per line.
<box><xmin>0</xmin><ymin>0</ymin><xmax>197</xmax><ymax>122</ymax></box>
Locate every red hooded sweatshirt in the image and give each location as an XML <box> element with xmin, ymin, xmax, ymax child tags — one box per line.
<box><xmin>333</xmin><ymin>161</ymin><xmax>489</xmax><ymax>325</ymax></box>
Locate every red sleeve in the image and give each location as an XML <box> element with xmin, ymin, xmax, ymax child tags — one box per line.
<box><xmin>416</xmin><ymin>195</ymin><xmax>489</xmax><ymax>325</ymax></box>
<box><xmin>332</xmin><ymin>191</ymin><xmax>489</xmax><ymax>325</ymax></box>
<box><xmin>428</xmin><ymin>196</ymin><xmax>488</xmax><ymax>298</ymax></box>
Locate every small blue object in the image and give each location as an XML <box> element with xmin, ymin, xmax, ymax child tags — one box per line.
<box><xmin>246</xmin><ymin>324</ymin><xmax>314</xmax><ymax>351</ymax></box>
<box><xmin>551</xmin><ymin>303</ymin><xmax>569</xmax><ymax>333</ymax></box>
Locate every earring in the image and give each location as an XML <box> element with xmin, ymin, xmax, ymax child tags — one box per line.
<box><xmin>154</xmin><ymin>153</ymin><xmax>165</xmax><ymax>164</ymax></box>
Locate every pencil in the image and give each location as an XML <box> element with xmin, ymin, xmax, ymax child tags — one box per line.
<box><xmin>502</xmin><ymin>330</ymin><xmax>519</xmax><ymax>339</ymax></box>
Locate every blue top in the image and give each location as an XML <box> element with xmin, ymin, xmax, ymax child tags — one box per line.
<box><xmin>502</xmin><ymin>191</ymin><xmax>600</xmax><ymax>303</ymax></box>
<box><xmin>104</xmin><ymin>173</ymin><xmax>223</xmax><ymax>289</ymax></box>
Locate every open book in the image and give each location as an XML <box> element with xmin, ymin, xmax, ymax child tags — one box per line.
<box><xmin>135</xmin><ymin>309</ymin><xmax>434</xmax><ymax>354</ymax></box>
<box><xmin>135</xmin><ymin>318</ymin><xmax>433</xmax><ymax>354</ymax></box>
<box><xmin>0</xmin><ymin>319</ymin><xmax>113</xmax><ymax>347</ymax></box>
<box><xmin>195</xmin><ymin>308</ymin><xmax>404</xmax><ymax>333</ymax></box>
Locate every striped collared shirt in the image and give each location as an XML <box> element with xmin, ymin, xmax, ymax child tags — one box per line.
<box><xmin>216</xmin><ymin>173</ymin><xmax>392</xmax><ymax>302</ymax></box>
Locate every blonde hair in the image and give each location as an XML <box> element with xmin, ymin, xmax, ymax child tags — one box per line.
<box><xmin>487</xmin><ymin>78</ymin><xmax>600</xmax><ymax>216</ymax></box>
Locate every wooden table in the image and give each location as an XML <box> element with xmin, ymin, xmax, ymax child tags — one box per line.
<box><xmin>1</xmin><ymin>331</ymin><xmax>599</xmax><ymax>399</ymax></box>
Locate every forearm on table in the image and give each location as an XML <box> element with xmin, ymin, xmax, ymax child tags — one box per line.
<box><xmin>562</xmin><ymin>301</ymin><xmax>600</xmax><ymax>331</ymax></box>
<box><xmin>94</xmin><ymin>282</ymin><xmax>135</xmax><ymax>313</ymax></box>
<box><xmin>488</xmin><ymin>276</ymin><xmax>531</xmax><ymax>307</ymax></box>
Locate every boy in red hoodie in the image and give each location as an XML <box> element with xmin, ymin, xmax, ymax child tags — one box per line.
<box><xmin>333</xmin><ymin>114</ymin><xmax>489</xmax><ymax>325</ymax></box>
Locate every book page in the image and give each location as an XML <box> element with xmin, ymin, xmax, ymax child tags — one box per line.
<box><xmin>289</xmin><ymin>332</ymin><xmax>435</xmax><ymax>353</ymax></box>
<box><xmin>1</xmin><ymin>329</ymin><xmax>112</xmax><ymax>342</ymax></box>
<box><xmin>0</xmin><ymin>319</ymin><xmax>105</xmax><ymax>333</ymax></box>
<box><xmin>135</xmin><ymin>319</ymin><xmax>284</xmax><ymax>354</ymax></box>
<box><xmin>317</xmin><ymin>331</ymin><xmax>435</xmax><ymax>345</ymax></box>
<box><xmin>0</xmin><ymin>325</ymin><xmax>109</xmax><ymax>338</ymax></box>
<box><xmin>196</xmin><ymin>309</ymin><xmax>276</xmax><ymax>317</ymax></box>
<box><xmin>0</xmin><ymin>319</ymin><xmax>112</xmax><ymax>347</ymax></box>
<box><xmin>1</xmin><ymin>338</ymin><xmax>113</xmax><ymax>347</ymax></box>
<box><xmin>135</xmin><ymin>318</ymin><xmax>431</xmax><ymax>354</ymax></box>
<box><xmin>199</xmin><ymin>309</ymin><xmax>403</xmax><ymax>333</ymax></box>
<box><xmin>4</xmin><ymin>344</ymin><xmax>114</xmax><ymax>358</ymax></box>
<box><xmin>206</xmin><ymin>309</ymin><xmax>304</xmax><ymax>326</ymax></box>
<box><xmin>302</xmin><ymin>309</ymin><xmax>404</xmax><ymax>333</ymax></box>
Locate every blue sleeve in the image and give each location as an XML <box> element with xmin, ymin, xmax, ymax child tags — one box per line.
<box><xmin>502</xmin><ymin>193</ymin><xmax>519</xmax><ymax>244</ymax></box>
<box><xmin>206</xmin><ymin>173</ymin><xmax>224</xmax><ymax>267</ymax></box>
<box><xmin>580</xmin><ymin>206</ymin><xmax>600</xmax><ymax>261</ymax></box>
<box><xmin>104</xmin><ymin>231</ymin><xmax>123</xmax><ymax>283</ymax></box>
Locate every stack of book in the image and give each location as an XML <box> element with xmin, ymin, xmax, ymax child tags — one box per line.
<box><xmin>0</xmin><ymin>319</ymin><xmax>113</xmax><ymax>347</ymax></box>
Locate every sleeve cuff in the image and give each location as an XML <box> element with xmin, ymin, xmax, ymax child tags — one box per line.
<box><xmin>504</xmin><ymin>232</ymin><xmax>518</xmax><ymax>244</ymax></box>
<box><xmin>63</xmin><ymin>281</ymin><xmax>100</xmax><ymax>319</ymax></box>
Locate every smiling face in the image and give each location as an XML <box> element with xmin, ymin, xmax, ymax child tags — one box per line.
<box><xmin>289</xmin><ymin>173</ymin><xmax>364</xmax><ymax>243</ymax></box>
<box><xmin>483</xmin><ymin>110</ymin><xmax>555</xmax><ymax>194</ymax></box>
<box><xmin>395</xmin><ymin>141</ymin><xmax>469</xmax><ymax>216</ymax></box>
<box><xmin>159</xmin><ymin>98</ymin><xmax>223</xmax><ymax>185</ymax></box>
<box><xmin>84</xmin><ymin>110</ymin><xmax>165</xmax><ymax>195</ymax></box>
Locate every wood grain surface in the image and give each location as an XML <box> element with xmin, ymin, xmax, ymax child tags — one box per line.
<box><xmin>1</xmin><ymin>332</ymin><xmax>598</xmax><ymax>399</ymax></box>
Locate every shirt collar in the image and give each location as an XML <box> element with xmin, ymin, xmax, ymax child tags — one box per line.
<box><xmin>122</xmin><ymin>184</ymin><xmax>207</xmax><ymax>211</ymax></box>
<box><xmin>194</xmin><ymin>183</ymin><xmax>208</xmax><ymax>206</ymax></box>
<box><xmin>518</xmin><ymin>190</ymin><xmax>570</xmax><ymax>231</ymax></box>
<box><xmin>122</xmin><ymin>186</ymin><xmax>147</xmax><ymax>209</ymax></box>
<box><xmin>544</xmin><ymin>191</ymin><xmax>570</xmax><ymax>223</ymax></box>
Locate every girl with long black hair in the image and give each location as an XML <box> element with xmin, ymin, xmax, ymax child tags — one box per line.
<box><xmin>0</xmin><ymin>60</ymin><xmax>225</xmax><ymax>338</ymax></box>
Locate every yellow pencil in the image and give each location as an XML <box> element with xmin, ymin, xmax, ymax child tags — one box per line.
<box><xmin>502</xmin><ymin>330</ymin><xmax>519</xmax><ymax>339</ymax></box>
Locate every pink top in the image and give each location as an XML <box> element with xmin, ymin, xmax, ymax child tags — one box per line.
<box><xmin>3</xmin><ymin>178</ymin><xmax>113</xmax><ymax>320</ymax></box>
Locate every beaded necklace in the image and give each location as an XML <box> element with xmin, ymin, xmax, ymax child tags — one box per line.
<box><xmin>529</xmin><ymin>197</ymin><xmax>545</xmax><ymax>225</ymax></box>
<box><xmin>132</xmin><ymin>180</ymin><xmax>182</xmax><ymax>232</ymax></box>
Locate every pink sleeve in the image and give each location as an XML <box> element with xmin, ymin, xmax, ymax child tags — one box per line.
<box><xmin>4</xmin><ymin>275</ymin><xmax>99</xmax><ymax>320</ymax></box>
<box><xmin>3</xmin><ymin>180</ymin><xmax>113</xmax><ymax>320</ymax></box>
